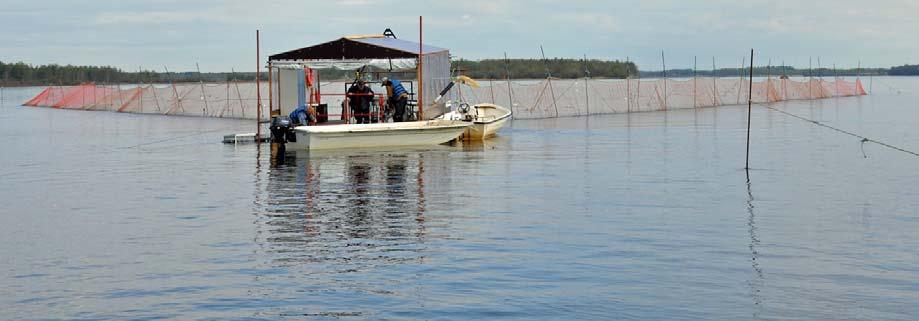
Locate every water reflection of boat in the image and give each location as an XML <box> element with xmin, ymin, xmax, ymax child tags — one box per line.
<box><xmin>456</xmin><ymin>135</ymin><xmax>509</xmax><ymax>152</ymax></box>
<box><xmin>257</xmin><ymin>152</ymin><xmax>435</xmax><ymax>267</ymax></box>
<box><xmin>289</xmin><ymin>119</ymin><xmax>470</xmax><ymax>150</ymax></box>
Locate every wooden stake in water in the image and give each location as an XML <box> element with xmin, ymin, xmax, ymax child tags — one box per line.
<box><xmin>626</xmin><ymin>56</ymin><xmax>631</xmax><ymax>113</ymax></box>
<box><xmin>504</xmin><ymin>52</ymin><xmax>514</xmax><ymax>118</ymax></box>
<box><xmin>745</xmin><ymin>49</ymin><xmax>754</xmax><ymax>170</ymax></box>
<box><xmin>712</xmin><ymin>57</ymin><xmax>719</xmax><ymax>106</ymax></box>
<box><xmin>737</xmin><ymin>56</ymin><xmax>745</xmax><ymax>105</ymax></box>
<box><xmin>693</xmin><ymin>55</ymin><xmax>697</xmax><ymax>108</ymax></box>
<box><xmin>256</xmin><ymin>29</ymin><xmax>261</xmax><ymax>141</ymax></box>
<box><xmin>661</xmin><ymin>51</ymin><xmax>667</xmax><ymax>110</ymax></box>
<box><xmin>583</xmin><ymin>53</ymin><xmax>589</xmax><ymax>116</ymax></box>
<box><xmin>809</xmin><ymin>57</ymin><xmax>813</xmax><ymax>99</ymax></box>
<box><xmin>196</xmin><ymin>62</ymin><xmax>209</xmax><ymax>116</ymax></box>
<box><xmin>540</xmin><ymin>45</ymin><xmax>559</xmax><ymax>117</ymax></box>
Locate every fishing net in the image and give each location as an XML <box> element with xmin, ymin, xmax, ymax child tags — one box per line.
<box><xmin>464</xmin><ymin>76</ymin><xmax>867</xmax><ymax>119</ymax></box>
<box><xmin>22</xmin><ymin>76</ymin><xmax>866</xmax><ymax>121</ymax></box>
<box><xmin>23</xmin><ymin>82</ymin><xmax>269</xmax><ymax>119</ymax></box>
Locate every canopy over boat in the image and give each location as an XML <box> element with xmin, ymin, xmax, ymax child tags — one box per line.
<box><xmin>267</xmin><ymin>33</ymin><xmax>452</xmax><ymax>120</ymax></box>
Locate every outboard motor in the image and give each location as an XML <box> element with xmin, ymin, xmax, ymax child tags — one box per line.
<box><xmin>269</xmin><ymin>115</ymin><xmax>297</xmax><ymax>144</ymax></box>
<box><xmin>457</xmin><ymin>102</ymin><xmax>475</xmax><ymax>122</ymax></box>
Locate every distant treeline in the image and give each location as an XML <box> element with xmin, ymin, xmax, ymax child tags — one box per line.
<box><xmin>0</xmin><ymin>61</ymin><xmax>265</xmax><ymax>86</ymax></box>
<box><xmin>888</xmin><ymin>64</ymin><xmax>919</xmax><ymax>76</ymax></box>
<box><xmin>3</xmin><ymin>60</ymin><xmax>917</xmax><ymax>86</ymax></box>
<box><xmin>452</xmin><ymin>58</ymin><xmax>637</xmax><ymax>79</ymax></box>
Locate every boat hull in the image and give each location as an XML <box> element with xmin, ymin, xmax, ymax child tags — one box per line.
<box><xmin>449</xmin><ymin>103</ymin><xmax>512</xmax><ymax>140</ymax></box>
<box><xmin>287</xmin><ymin>120</ymin><xmax>469</xmax><ymax>150</ymax></box>
<box><xmin>463</xmin><ymin>113</ymin><xmax>510</xmax><ymax>140</ymax></box>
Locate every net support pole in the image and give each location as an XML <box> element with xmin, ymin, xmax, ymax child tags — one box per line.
<box><xmin>137</xmin><ymin>66</ymin><xmax>144</xmax><ymax>113</ymax></box>
<box><xmin>766</xmin><ymin>59</ymin><xmax>771</xmax><ymax>102</ymax></box>
<box><xmin>583</xmin><ymin>53</ymin><xmax>589</xmax><ymax>116</ymax></box>
<box><xmin>834</xmin><ymin>63</ymin><xmax>839</xmax><ymax>97</ymax></box>
<box><xmin>626</xmin><ymin>56</ymin><xmax>631</xmax><ymax>113</ymax></box>
<box><xmin>268</xmin><ymin>62</ymin><xmax>273</xmax><ymax>114</ymax></box>
<box><xmin>661</xmin><ymin>51</ymin><xmax>667</xmax><ymax>110</ymax></box>
<box><xmin>540</xmin><ymin>45</ymin><xmax>559</xmax><ymax>117</ymax></box>
<box><xmin>504</xmin><ymin>52</ymin><xmax>514</xmax><ymax>118</ymax></box>
<box><xmin>196</xmin><ymin>62</ymin><xmax>209</xmax><ymax>116</ymax></box>
<box><xmin>737</xmin><ymin>56</ymin><xmax>745</xmax><ymax>105</ymax></box>
<box><xmin>745</xmin><ymin>49</ymin><xmax>754</xmax><ymax>171</ymax></box>
<box><xmin>636</xmin><ymin>60</ymin><xmax>641</xmax><ymax>112</ymax></box>
<box><xmin>817</xmin><ymin>56</ymin><xmax>823</xmax><ymax>97</ymax></box>
<box><xmin>693</xmin><ymin>55</ymin><xmax>697</xmax><ymax>108</ymax></box>
<box><xmin>809</xmin><ymin>57</ymin><xmax>813</xmax><ymax>99</ymax></box>
<box><xmin>781</xmin><ymin>60</ymin><xmax>787</xmax><ymax>100</ymax></box>
<box><xmin>712</xmin><ymin>57</ymin><xmax>719</xmax><ymax>106</ymax></box>
<box><xmin>164</xmin><ymin>66</ymin><xmax>181</xmax><ymax>115</ymax></box>
<box><xmin>417</xmin><ymin>16</ymin><xmax>424</xmax><ymax>120</ymax></box>
<box><xmin>489</xmin><ymin>78</ymin><xmax>495</xmax><ymax>104</ymax></box>
<box><xmin>857</xmin><ymin>60</ymin><xmax>861</xmax><ymax>81</ymax></box>
<box><xmin>256</xmin><ymin>29</ymin><xmax>261</xmax><ymax>141</ymax></box>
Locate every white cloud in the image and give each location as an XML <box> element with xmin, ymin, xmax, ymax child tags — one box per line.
<box><xmin>4</xmin><ymin>0</ymin><xmax>917</xmax><ymax>70</ymax></box>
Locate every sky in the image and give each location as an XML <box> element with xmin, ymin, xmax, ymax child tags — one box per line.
<box><xmin>2</xmin><ymin>0</ymin><xmax>917</xmax><ymax>72</ymax></box>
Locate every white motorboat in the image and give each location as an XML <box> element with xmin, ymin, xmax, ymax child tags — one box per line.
<box><xmin>285</xmin><ymin>119</ymin><xmax>470</xmax><ymax>150</ymax></box>
<box><xmin>439</xmin><ymin>103</ymin><xmax>512</xmax><ymax>140</ymax></box>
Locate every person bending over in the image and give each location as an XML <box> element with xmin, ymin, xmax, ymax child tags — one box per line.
<box><xmin>381</xmin><ymin>77</ymin><xmax>409</xmax><ymax>122</ymax></box>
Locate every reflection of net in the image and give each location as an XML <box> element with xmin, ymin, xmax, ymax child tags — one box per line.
<box><xmin>465</xmin><ymin>77</ymin><xmax>868</xmax><ymax>119</ymax></box>
<box><xmin>23</xmin><ymin>82</ymin><xmax>269</xmax><ymax>119</ymax></box>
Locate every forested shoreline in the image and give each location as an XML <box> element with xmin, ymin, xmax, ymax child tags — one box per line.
<box><xmin>1</xmin><ymin>60</ymin><xmax>914</xmax><ymax>86</ymax></box>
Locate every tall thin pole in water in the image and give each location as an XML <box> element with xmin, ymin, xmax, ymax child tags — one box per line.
<box><xmin>540</xmin><ymin>45</ymin><xmax>559</xmax><ymax>117</ymax></box>
<box><xmin>164</xmin><ymin>65</ymin><xmax>182</xmax><ymax>115</ymax></box>
<box><xmin>504</xmin><ymin>52</ymin><xmax>514</xmax><ymax>118</ymax></box>
<box><xmin>817</xmin><ymin>57</ymin><xmax>822</xmax><ymax>80</ymax></box>
<box><xmin>635</xmin><ymin>57</ymin><xmax>641</xmax><ymax>112</ymax></box>
<box><xmin>418</xmin><ymin>16</ymin><xmax>424</xmax><ymax>119</ymax></box>
<box><xmin>583</xmin><ymin>53</ymin><xmax>589</xmax><ymax>116</ymax></box>
<box><xmin>693</xmin><ymin>55</ymin><xmax>698</xmax><ymax>108</ymax></box>
<box><xmin>137</xmin><ymin>66</ymin><xmax>144</xmax><ymax>113</ymax></box>
<box><xmin>196</xmin><ymin>62</ymin><xmax>209</xmax><ymax>116</ymax></box>
<box><xmin>781</xmin><ymin>60</ymin><xmax>787</xmax><ymax>100</ymax></box>
<box><xmin>489</xmin><ymin>78</ymin><xmax>495</xmax><ymax>104</ymax></box>
<box><xmin>626</xmin><ymin>56</ymin><xmax>631</xmax><ymax>113</ymax></box>
<box><xmin>856</xmin><ymin>60</ymin><xmax>861</xmax><ymax>95</ymax></box>
<box><xmin>766</xmin><ymin>59</ymin><xmax>771</xmax><ymax>102</ymax></box>
<box><xmin>809</xmin><ymin>57</ymin><xmax>813</xmax><ymax>99</ymax></box>
<box><xmin>268</xmin><ymin>62</ymin><xmax>273</xmax><ymax>115</ymax></box>
<box><xmin>857</xmin><ymin>60</ymin><xmax>861</xmax><ymax>80</ymax></box>
<box><xmin>737</xmin><ymin>56</ymin><xmax>745</xmax><ymax>105</ymax></box>
<box><xmin>834</xmin><ymin>63</ymin><xmax>839</xmax><ymax>97</ymax></box>
<box><xmin>256</xmin><ymin>29</ymin><xmax>261</xmax><ymax>141</ymax></box>
<box><xmin>869</xmin><ymin>64</ymin><xmax>874</xmax><ymax>94</ymax></box>
<box><xmin>661</xmin><ymin>50</ymin><xmax>667</xmax><ymax>110</ymax></box>
<box><xmin>712</xmin><ymin>57</ymin><xmax>719</xmax><ymax>106</ymax></box>
<box><xmin>745</xmin><ymin>49</ymin><xmax>754</xmax><ymax>171</ymax></box>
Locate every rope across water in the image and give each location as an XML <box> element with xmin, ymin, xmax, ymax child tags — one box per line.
<box><xmin>761</xmin><ymin>104</ymin><xmax>919</xmax><ymax>158</ymax></box>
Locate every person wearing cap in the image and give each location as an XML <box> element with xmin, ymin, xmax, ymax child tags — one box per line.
<box><xmin>381</xmin><ymin>77</ymin><xmax>410</xmax><ymax>122</ymax></box>
<box><xmin>346</xmin><ymin>79</ymin><xmax>374</xmax><ymax>124</ymax></box>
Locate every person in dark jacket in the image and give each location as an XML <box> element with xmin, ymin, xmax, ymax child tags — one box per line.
<box><xmin>381</xmin><ymin>77</ymin><xmax>410</xmax><ymax>122</ymax></box>
<box><xmin>346</xmin><ymin>79</ymin><xmax>374</xmax><ymax>124</ymax></box>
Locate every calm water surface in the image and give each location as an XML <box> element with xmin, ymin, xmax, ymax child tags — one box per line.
<box><xmin>2</xmin><ymin>79</ymin><xmax>918</xmax><ymax>320</ymax></box>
